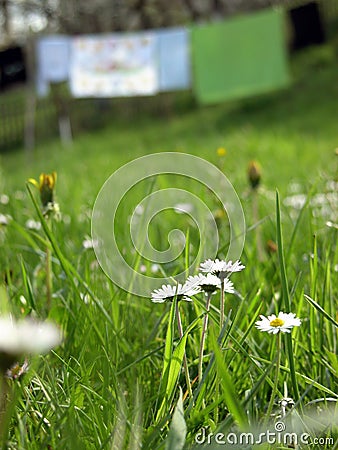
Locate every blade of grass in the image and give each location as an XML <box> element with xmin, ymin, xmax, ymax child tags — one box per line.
<box><xmin>154</xmin><ymin>300</ymin><xmax>176</xmax><ymax>417</ymax></box>
<box><xmin>187</xmin><ymin>312</ymin><xmax>232</xmax><ymax>415</ymax></box>
<box><xmin>276</xmin><ymin>190</ymin><xmax>300</xmax><ymax>404</ymax></box>
<box><xmin>211</xmin><ymin>330</ymin><xmax>248</xmax><ymax>430</ymax></box>
<box><xmin>304</xmin><ymin>294</ymin><xmax>338</xmax><ymax>328</ymax></box>
<box><xmin>165</xmin><ymin>388</ymin><xmax>186</xmax><ymax>450</ymax></box>
<box><xmin>309</xmin><ymin>234</ymin><xmax>318</xmax><ymax>358</ymax></box>
<box><xmin>252</xmin><ymin>355</ymin><xmax>338</xmax><ymax>397</ymax></box>
<box><xmin>26</xmin><ymin>182</ymin><xmax>114</xmax><ymax>326</ymax></box>
<box><xmin>20</xmin><ymin>258</ymin><xmax>36</xmax><ymax>311</ymax></box>
<box><xmin>285</xmin><ymin>183</ymin><xmax>316</xmax><ymax>265</ymax></box>
<box><xmin>156</xmin><ymin>314</ymin><xmax>200</xmax><ymax>423</ymax></box>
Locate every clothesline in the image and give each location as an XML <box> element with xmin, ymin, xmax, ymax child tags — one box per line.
<box><xmin>36</xmin><ymin>28</ymin><xmax>191</xmax><ymax>98</ymax></box>
<box><xmin>36</xmin><ymin>8</ymin><xmax>289</xmax><ymax>105</ymax></box>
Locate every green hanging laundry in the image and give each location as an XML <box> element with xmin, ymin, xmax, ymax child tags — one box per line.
<box><xmin>191</xmin><ymin>9</ymin><xmax>289</xmax><ymax>104</ymax></box>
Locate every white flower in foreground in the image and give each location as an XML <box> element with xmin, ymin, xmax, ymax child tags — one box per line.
<box><xmin>0</xmin><ymin>194</ymin><xmax>9</xmax><ymax>205</ymax></box>
<box><xmin>151</xmin><ymin>264</ymin><xmax>160</xmax><ymax>273</ymax></box>
<box><xmin>134</xmin><ymin>204</ymin><xmax>144</xmax><ymax>215</ymax></box>
<box><xmin>326</xmin><ymin>221</ymin><xmax>338</xmax><ymax>230</ymax></box>
<box><xmin>186</xmin><ymin>273</ymin><xmax>234</xmax><ymax>295</ymax></box>
<box><xmin>151</xmin><ymin>282</ymin><xmax>200</xmax><ymax>303</ymax></box>
<box><xmin>14</xmin><ymin>190</ymin><xmax>25</xmax><ymax>201</ymax></box>
<box><xmin>255</xmin><ymin>312</ymin><xmax>301</xmax><ymax>334</ymax></box>
<box><xmin>200</xmin><ymin>259</ymin><xmax>245</xmax><ymax>279</ymax></box>
<box><xmin>0</xmin><ymin>213</ymin><xmax>10</xmax><ymax>226</ymax></box>
<box><xmin>174</xmin><ymin>203</ymin><xmax>194</xmax><ymax>214</ymax></box>
<box><xmin>25</xmin><ymin>219</ymin><xmax>41</xmax><ymax>231</ymax></box>
<box><xmin>82</xmin><ymin>237</ymin><xmax>98</xmax><ymax>249</ymax></box>
<box><xmin>80</xmin><ymin>292</ymin><xmax>91</xmax><ymax>305</ymax></box>
<box><xmin>6</xmin><ymin>359</ymin><xmax>29</xmax><ymax>380</ymax></box>
<box><xmin>283</xmin><ymin>194</ymin><xmax>306</xmax><ymax>210</ymax></box>
<box><xmin>0</xmin><ymin>316</ymin><xmax>61</xmax><ymax>359</ymax></box>
<box><xmin>140</xmin><ymin>264</ymin><xmax>147</xmax><ymax>273</ymax></box>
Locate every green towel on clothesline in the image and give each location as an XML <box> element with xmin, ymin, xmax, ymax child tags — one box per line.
<box><xmin>191</xmin><ymin>8</ymin><xmax>290</xmax><ymax>104</ymax></box>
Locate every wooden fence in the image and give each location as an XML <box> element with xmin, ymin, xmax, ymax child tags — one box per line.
<box><xmin>0</xmin><ymin>87</ymin><xmax>181</xmax><ymax>152</ymax></box>
<box><xmin>0</xmin><ymin>91</ymin><xmax>26</xmax><ymax>150</ymax></box>
<box><xmin>0</xmin><ymin>87</ymin><xmax>59</xmax><ymax>151</ymax></box>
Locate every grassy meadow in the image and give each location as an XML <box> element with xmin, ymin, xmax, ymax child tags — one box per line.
<box><xmin>0</xmin><ymin>43</ymin><xmax>337</xmax><ymax>449</ymax></box>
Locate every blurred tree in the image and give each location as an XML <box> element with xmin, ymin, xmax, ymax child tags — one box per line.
<box><xmin>0</xmin><ymin>0</ymin><xmax>10</xmax><ymax>37</ymax></box>
<box><xmin>0</xmin><ymin>0</ymin><xmax>322</xmax><ymax>37</ymax></box>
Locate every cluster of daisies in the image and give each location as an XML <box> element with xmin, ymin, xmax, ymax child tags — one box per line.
<box><xmin>150</xmin><ymin>258</ymin><xmax>302</xmax><ymax>335</ymax></box>
<box><xmin>151</xmin><ymin>259</ymin><xmax>244</xmax><ymax>303</ymax></box>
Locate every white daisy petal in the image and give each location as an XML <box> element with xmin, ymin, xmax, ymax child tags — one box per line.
<box><xmin>223</xmin><ymin>278</ymin><xmax>235</xmax><ymax>293</ymax></box>
<box><xmin>199</xmin><ymin>258</ymin><xmax>245</xmax><ymax>279</ymax></box>
<box><xmin>199</xmin><ymin>259</ymin><xmax>215</xmax><ymax>273</ymax></box>
<box><xmin>150</xmin><ymin>282</ymin><xmax>198</xmax><ymax>303</ymax></box>
<box><xmin>0</xmin><ymin>194</ymin><xmax>9</xmax><ymax>205</ymax></box>
<box><xmin>0</xmin><ymin>316</ymin><xmax>62</xmax><ymax>359</ymax></box>
<box><xmin>25</xmin><ymin>219</ymin><xmax>41</xmax><ymax>231</ymax></box>
<box><xmin>186</xmin><ymin>274</ymin><xmax>220</xmax><ymax>293</ymax></box>
<box><xmin>0</xmin><ymin>214</ymin><xmax>11</xmax><ymax>226</ymax></box>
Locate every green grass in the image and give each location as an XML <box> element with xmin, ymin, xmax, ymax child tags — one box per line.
<box><xmin>0</xmin><ymin>44</ymin><xmax>337</xmax><ymax>449</ymax></box>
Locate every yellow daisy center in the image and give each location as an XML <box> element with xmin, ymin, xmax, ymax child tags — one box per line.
<box><xmin>270</xmin><ymin>318</ymin><xmax>285</xmax><ymax>327</ymax></box>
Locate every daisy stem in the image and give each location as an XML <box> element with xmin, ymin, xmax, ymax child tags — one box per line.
<box><xmin>220</xmin><ymin>279</ymin><xmax>225</xmax><ymax>331</ymax></box>
<box><xmin>198</xmin><ymin>292</ymin><xmax>212</xmax><ymax>384</ymax></box>
<box><xmin>175</xmin><ymin>301</ymin><xmax>193</xmax><ymax>399</ymax></box>
<box><xmin>266</xmin><ymin>332</ymin><xmax>282</xmax><ymax>420</ymax></box>
<box><xmin>45</xmin><ymin>216</ymin><xmax>53</xmax><ymax>311</ymax></box>
<box><xmin>46</xmin><ymin>244</ymin><xmax>52</xmax><ymax>311</ymax></box>
<box><xmin>217</xmin><ymin>280</ymin><xmax>225</xmax><ymax>424</ymax></box>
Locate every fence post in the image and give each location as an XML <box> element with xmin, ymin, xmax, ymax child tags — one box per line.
<box><xmin>24</xmin><ymin>36</ymin><xmax>36</xmax><ymax>153</ymax></box>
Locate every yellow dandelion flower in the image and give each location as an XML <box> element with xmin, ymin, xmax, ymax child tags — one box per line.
<box><xmin>247</xmin><ymin>161</ymin><xmax>261</xmax><ymax>190</ymax></box>
<box><xmin>28</xmin><ymin>172</ymin><xmax>57</xmax><ymax>207</ymax></box>
<box><xmin>217</xmin><ymin>147</ymin><xmax>227</xmax><ymax>157</ymax></box>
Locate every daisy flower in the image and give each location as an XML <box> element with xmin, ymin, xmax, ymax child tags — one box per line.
<box><xmin>186</xmin><ymin>273</ymin><xmax>234</xmax><ymax>295</ymax></box>
<box><xmin>151</xmin><ymin>282</ymin><xmax>200</xmax><ymax>303</ymax></box>
<box><xmin>0</xmin><ymin>194</ymin><xmax>9</xmax><ymax>205</ymax></box>
<box><xmin>82</xmin><ymin>237</ymin><xmax>98</xmax><ymax>250</ymax></box>
<box><xmin>255</xmin><ymin>312</ymin><xmax>301</xmax><ymax>334</ymax></box>
<box><xmin>200</xmin><ymin>259</ymin><xmax>245</xmax><ymax>280</ymax></box>
<box><xmin>200</xmin><ymin>259</ymin><xmax>244</xmax><ymax>330</ymax></box>
<box><xmin>25</xmin><ymin>219</ymin><xmax>41</xmax><ymax>231</ymax></box>
<box><xmin>0</xmin><ymin>213</ymin><xmax>10</xmax><ymax>226</ymax></box>
<box><xmin>6</xmin><ymin>359</ymin><xmax>30</xmax><ymax>380</ymax></box>
<box><xmin>0</xmin><ymin>315</ymin><xmax>61</xmax><ymax>370</ymax></box>
<box><xmin>173</xmin><ymin>203</ymin><xmax>194</xmax><ymax>214</ymax></box>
